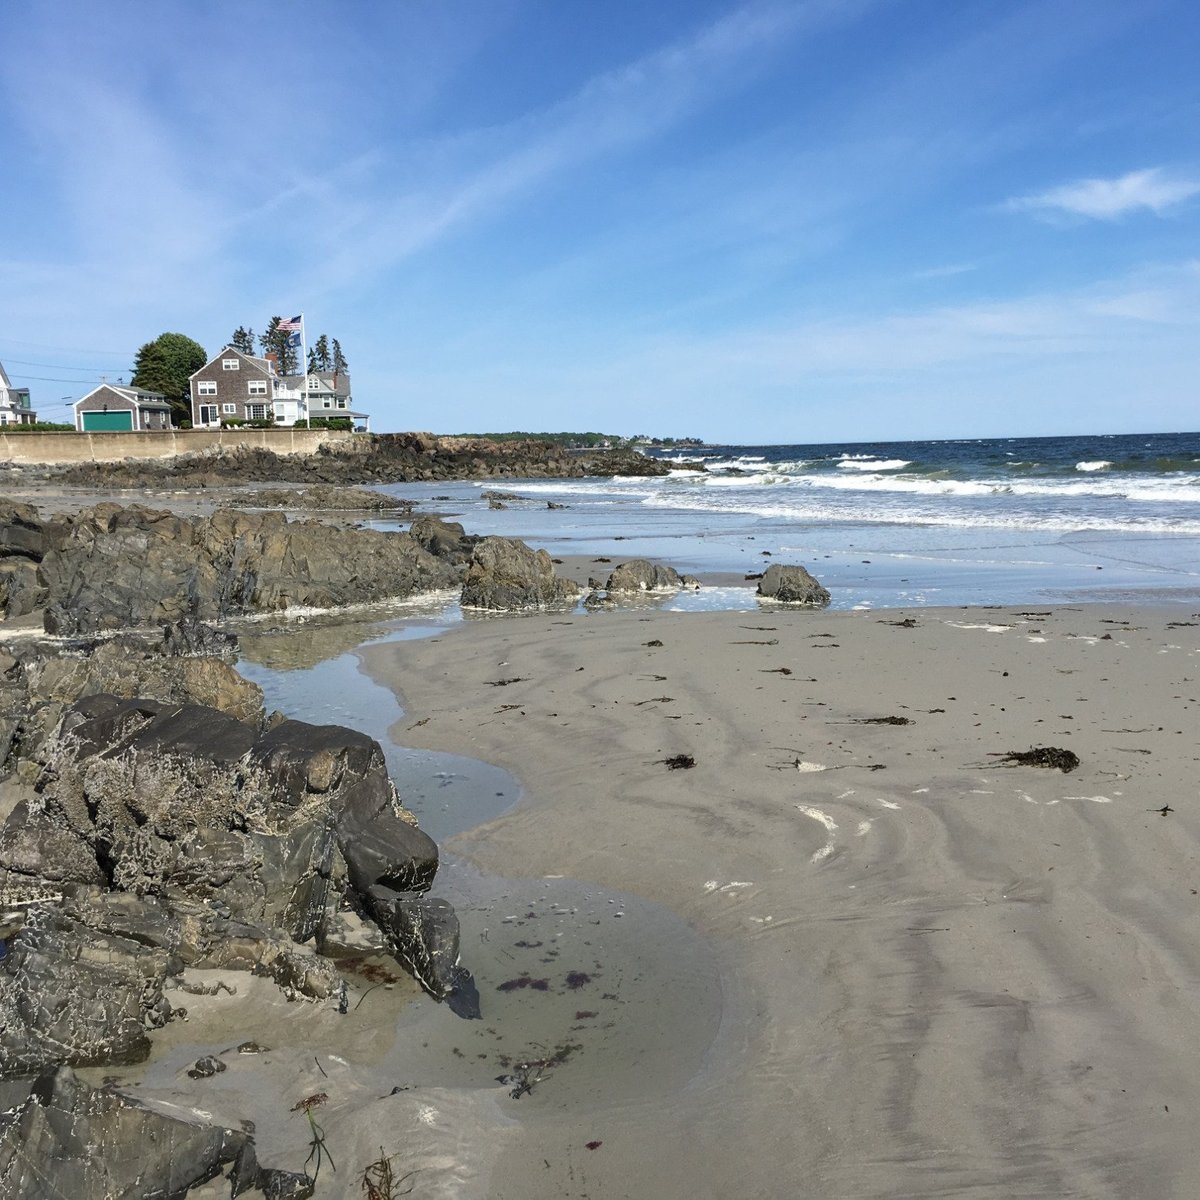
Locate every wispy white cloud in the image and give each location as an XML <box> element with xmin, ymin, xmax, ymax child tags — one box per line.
<box><xmin>314</xmin><ymin>0</ymin><xmax>868</xmax><ymax>287</ymax></box>
<box><xmin>1004</xmin><ymin>168</ymin><xmax>1200</xmax><ymax>221</ymax></box>
<box><xmin>913</xmin><ymin>262</ymin><xmax>979</xmax><ymax>280</ymax></box>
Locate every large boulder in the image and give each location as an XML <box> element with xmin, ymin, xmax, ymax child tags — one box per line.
<box><xmin>606</xmin><ymin>559</ymin><xmax>684</xmax><ymax>592</ymax></box>
<box><xmin>460</xmin><ymin>536</ymin><xmax>580</xmax><ymax>611</ymax></box>
<box><xmin>756</xmin><ymin>563</ymin><xmax>831</xmax><ymax>607</ymax></box>
<box><xmin>368</xmin><ymin>885</ymin><xmax>480</xmax><ymax>1019</ymax></box>
<box><xmin>38</xmin><ymin>503</ymin><xmax>463</xmax><ymax>635</ymax></box>
<box><xmin>407</xmin><ymin>514</ymin><xmax>480</xmax><ymax>566</ymax></box>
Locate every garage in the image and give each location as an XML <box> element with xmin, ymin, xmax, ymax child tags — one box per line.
<box><xmin>74</xmin><ymin>384</ymin><xmax>172</xmax><ymax>432</ymax></box>
<box><xmin>80</xmin><ymin>410</ymin><xmax>134</xmax><ymax>432</ymax></box>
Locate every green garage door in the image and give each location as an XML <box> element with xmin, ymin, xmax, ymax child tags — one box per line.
<box><xmin>81</xmin><ymin>410</ymin><xmax>134</xmax><ymax>431</ymax></box>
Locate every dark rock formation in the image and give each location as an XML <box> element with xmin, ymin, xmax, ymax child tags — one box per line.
<box><xmin>236</xmin><ymin>484</ymin><xmax>411</xmax><ymax>512</ymax></box>
<box><xmin>460</xmin><ymin>536</ymin><xmax>580</xmax><ymax>612</ymax></box>
<box><xmin>37</xmin><ymin>503</ymin><xmax>460</xmax><ymax>635</ymax></box>
<box><xmin>0</xmin><ymin>685</ymin><xmax>471</xmax><ymax>1077</ymax></box>
<box><xmin>0</xmin><ymin>499</ymin><xmax>62</xmax><ymax>621</ymax></box>
<box><xmin>0</xmin><ymin>1067</ymin><xmax>257</xmax><ymax>1199</ymax></box>
<box><xmin>368</xmin><ymin>885</ymin><xmax>480</xmax><ymax>1018</ymax></box>
<box><xmin>0</xmin><ymin>633</ymin><xmax>263</xmax><ymax>783</ymax></box>
<box><xmin>755</xmin><ymin>563</ymin><xmax>831</xmax><ymax>607</ymax></box>
<box><xmin>36</xmin><ymin>432</ymin><xmax>690</xmax><ymax>489</ymax></box>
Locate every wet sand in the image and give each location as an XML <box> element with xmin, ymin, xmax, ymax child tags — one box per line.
<box><xmin>359</xmin><ymin>602</ymin><xmax>1200</xmax><ymax>1199</ymax></box>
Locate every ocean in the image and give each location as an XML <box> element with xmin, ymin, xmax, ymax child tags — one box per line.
<box><xmin>377</xmin><ymin>431</ymin><xmax>1200</xmax><ymax>610</ymax></box>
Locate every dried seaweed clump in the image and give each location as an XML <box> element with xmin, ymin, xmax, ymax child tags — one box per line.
<box><xmin>998</xmin><ymin>746</ymin><xmax>1080</xmax><ymax>773</ymax></box>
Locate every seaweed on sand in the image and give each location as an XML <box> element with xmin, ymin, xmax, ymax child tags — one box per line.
<box><xmin>993</xmin><ymin>746</ymin><xmax>1080</xmax><ymax>773</ymax></box>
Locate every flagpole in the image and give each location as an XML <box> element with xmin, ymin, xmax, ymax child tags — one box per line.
<box><xmin>299</xmin><ymin>313</ymin><xmax>307</xmax><ymax>426</ymax></box>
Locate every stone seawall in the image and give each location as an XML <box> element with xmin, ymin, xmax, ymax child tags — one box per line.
<box><xmin>0</xmin><ymin>427</ymin><xmax>356</xmax><ymax>465</ymax></box>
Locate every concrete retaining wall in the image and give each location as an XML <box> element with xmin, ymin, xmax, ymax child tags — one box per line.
<box><xmin>0</xmin><ymin>428</ymin><xmax>357</xmax><ymax>466</ymax></box>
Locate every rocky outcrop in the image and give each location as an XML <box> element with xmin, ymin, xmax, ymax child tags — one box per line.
<box><xmin>460</xmin><ymin>536</ymin><xmax>580</xmax><ymax>612</ymax></box>
<box><xmin>37</xmin><ymin>503</ymin><xmax>461</xmax><ymax>635</ymax></box>
<box><xmin>37</xmin><ymin>432</ymin><xmax>691</xmax><ymax>489</ymax></box>
<box><xmin>756</xmin><ymin>563</ymin><xmax>831</xmax><ymax>607</ymax></box>
<box><xmin>0</xmin><ymin>685</ymin><xmax>475</xmax><ymax>1078</ymax></box>
<box><xmin>236</xmin><ymin>483</ymin><xmax>411</xmax><ymax>512</ymax></box>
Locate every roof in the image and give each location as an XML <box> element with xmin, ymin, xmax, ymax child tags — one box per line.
<box><xmin>282</xmin><ymin>370</ymin><xmax>351</xmax><ymax>396</ymax></box>
<box><xmin>189</xmin><ymin>346</ymin><xmax>277</xmax><ymax>379</ymax></box>
<box><xmin>75</xmin><ymin>384</ymin><xmax>172</xmax><ymax>411</ymax></box>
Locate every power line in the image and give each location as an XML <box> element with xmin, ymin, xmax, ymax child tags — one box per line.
<box><xmin>0</xmin><ymin>338</ymin><xmax>132</xmax><ymax>358</ymax></box>
<box><xmin>4</xmin><ymin>374</ymin><xmax>115</xmax><ymax>385</ymax></box>
<box><xmin>1</xmin><ymin>357</ymin><xmax>128</xmax><ymax>372</ymax></box>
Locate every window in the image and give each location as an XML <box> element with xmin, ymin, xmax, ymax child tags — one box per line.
<box><xmin>336</xmin><ymin>398</ymin><xmax>347</xmax><ymax>409</ymax></box>
<box><xmin>197</xmin><ymin>380</ymin><xmax>217</xmax><ymax>396</ymax></box>
<box><xmin>247</xmin><ymin>379</ymin><xmax>268</xmax><ymax>396</ymax></box>
<box><xmin>322</xmin><ymin>399</ymin><xmax>332</xmax><ymax>408</ymax></box>
<box><xmin>222</xmin><ymin>403</ymin><xmax>237</xmax><ymax>415</ymax></box>
<box><xmin>199</xmin><ymin>405</ymin><xmax>218</xmax><ymax>425</ymax></box>
<box><xmin>222</xmin><ymin>358</ymin><xmax>239</xmax><ymax>371</ymax></box>
<box><xmin>275</xmin><ymin>413</ymin><xmax>286</xmax><ymax>422</ymax></box>
<box><xmin>247</xmin><ymin>404</ymin><xmax>268</xmax><ymax>421</ymax></box>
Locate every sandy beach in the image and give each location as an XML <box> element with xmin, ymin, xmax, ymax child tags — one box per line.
<box><xmin>352</xmin><ymin>601</ymin><xmax>1200</xmax><ymax>1199</ymax></box>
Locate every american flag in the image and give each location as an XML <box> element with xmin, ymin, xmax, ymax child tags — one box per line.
<box><xmin>277</xmin><ymin>315</ymin><xmax>302</xmax><ymax>332</ymax></box>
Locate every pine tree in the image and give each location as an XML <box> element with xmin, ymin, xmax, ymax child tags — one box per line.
<box><xmin>306</xmin><ymin>347</ymin><xmax>318</xmax><ymax>374</ymax></box>
<box><xmin>259</xmin><ymin>318</ymin><xmax>298</xmax><ymax>376</ymax></box>
<box><xmin>312</xmin><ymin>334</ymin><xmax>331</xmax><ymax>372</ymax></box>
<box><xmin>230</xmin><ymin>326</ymin><xmax>255</xmax><ymax>354</ymax></box>
<box><xmin>331</xmin><ymin>338</ymin><xmax>348</xmax><ymax>384</ymax></box>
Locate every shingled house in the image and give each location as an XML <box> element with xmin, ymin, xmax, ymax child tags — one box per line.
<box><xmin>73</xmin><ymin>384</ymin><xmax>172</xmax><ymax>432</ymax></box>
<box><xmin>189</xmin><ymin>346</ymin><xmax>279</xmax><ymax>428</ymax></box>
<box><xmin>190</xmin><ymin>346</ymin><xmax>369</xmax><ymax>429</ymax></box>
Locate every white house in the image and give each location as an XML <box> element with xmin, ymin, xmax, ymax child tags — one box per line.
<box><xmin>0</xmin><ymin>361</ymin><xmax>37</xmax><ymax>426</ymax></box>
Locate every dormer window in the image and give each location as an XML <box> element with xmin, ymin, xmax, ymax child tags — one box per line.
<box><xmin>308</xmin><ymin>375</ymin><xmax>320</xmax><ymax>389</ymax></box>
<box><xmin>222</xmin><ymin>358</ymin><xmax>239</xmax><ymax>371</ymax></box>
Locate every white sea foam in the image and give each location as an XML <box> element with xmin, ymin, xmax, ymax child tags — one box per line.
<box><xmin>1076</xmin><ymin>460</ymin><xmax>1113</xmax><ymax>472</ymax></box>
<box><xmin>837</xmin><ymin>457</ymin><xmax>912</xmax><ymax>471</ymax></box>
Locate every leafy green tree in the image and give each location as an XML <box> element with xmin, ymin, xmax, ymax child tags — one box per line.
<box><xmin>130</xmin><ymin>332</ymin><xmax>206</xmax><ymax>426</ymax></box>
<box><xmin>230</xmin><ymin>326</ymin><xmax>256</xmax><ymax>354</ymax></box>
<box><xmin>259</xmin><ymin>317</ymin><xmax>298</xmax><ymax>376</ymax></box>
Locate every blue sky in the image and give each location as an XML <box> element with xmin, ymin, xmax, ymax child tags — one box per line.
<box><xmin>1</xmin><ymin>0</ymin><xmax>1196</xmax><ymax>443</ymax></box>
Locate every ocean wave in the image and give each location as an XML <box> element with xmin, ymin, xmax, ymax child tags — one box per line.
<box><xmin>837</xmin><ymin>457</ymin><xmax>913</xmax><ymax>471</ymax></box>
<box><xmin>640</xmin><ymin>488</ymin><xmax>1200</xmax><ymax>535</ymax></box>
<box><xmin>677</xmin><ymin>468</ymin><xmax>1200</xmax><ymax>505</ymax></box>
<box><xmin>1076</xmin><ymin>460</ymin><xmax>1113</xmax><ymax>472</ymax></box>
